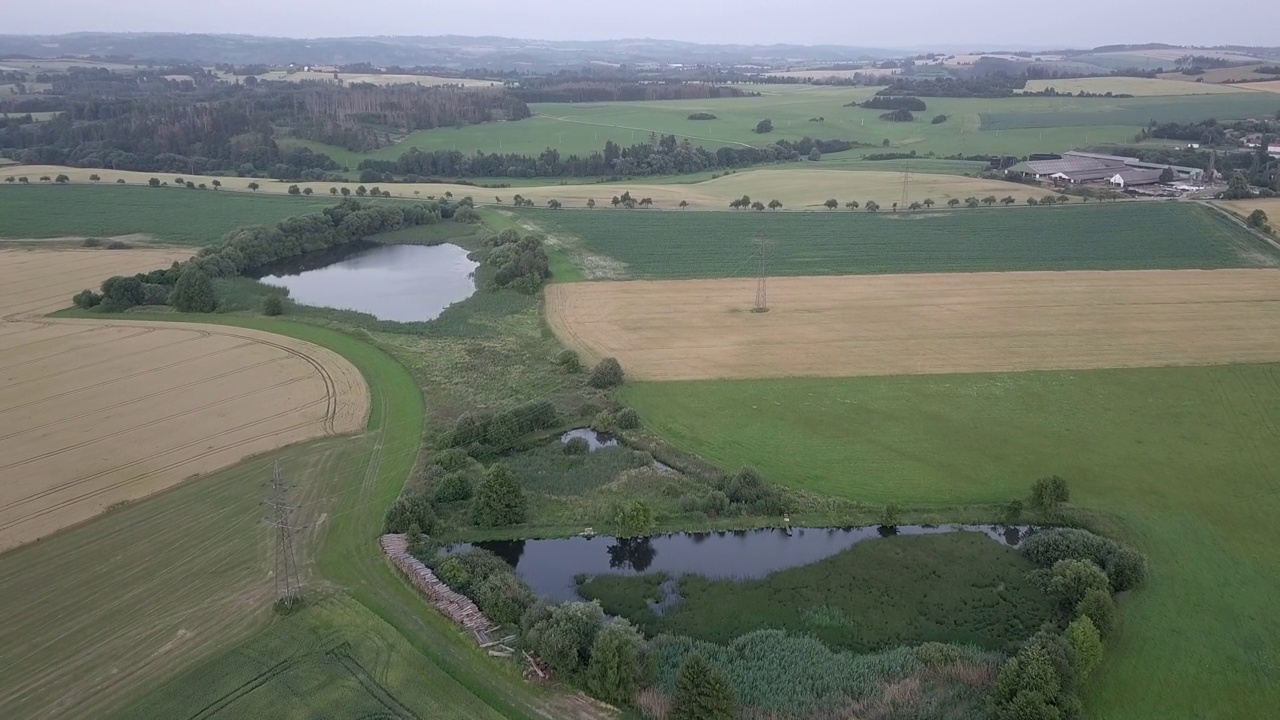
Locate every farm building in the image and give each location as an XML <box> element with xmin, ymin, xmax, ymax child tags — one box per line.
<box><xmin>1064</xmin><ymin>151</ymin><xmax>1204</xmax><ymax>182</ymax></box>
<box><xmin>1006</xmin><ymin>155</ymin><xmax>1127</xmax><ymax>183</ymax></box>
<box><xmin>1108</xmin><ymin>169</ymin><xmax>1165</xmax><ymax>188</ymax></box>
<box><xmin>1007</xmin><ymin>151</ymin><xmax>1202</xmax><ymax>184</ymax></box>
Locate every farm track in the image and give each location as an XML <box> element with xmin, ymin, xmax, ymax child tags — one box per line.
<box><xmin>0</xmin><ymin>247</ymin><xmax>370</xmax><ymax>551</ymax></box>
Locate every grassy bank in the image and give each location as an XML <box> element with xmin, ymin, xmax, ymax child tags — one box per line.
<box><xmin>622</xmin><ymin>364</ymin><xmax>1280</xmax><ymax>719</ymax></box>
<box><xmin>533</xmin><ymin>201</ymin><xmax>1276</xmax><ymax>278</ymax></box>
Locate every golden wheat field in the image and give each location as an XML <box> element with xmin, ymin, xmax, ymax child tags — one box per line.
<box><xmin>6</xmin><ymin>164</ymin><xmax>1038</xmax><ymax>211</ymax></box>
<box><xmin>0</xmin><ymin>247</ymin><xmax>369</xmax><ymax>551</ymax></box>
<box><xmin>547</xmin><ymin>269</ymin><xmax>1280</xmax><ymax>380</ymax></box>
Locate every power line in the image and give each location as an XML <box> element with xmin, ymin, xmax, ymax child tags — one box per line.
<box><xmin>265</xmin><ymin>460</ymin><xmax>303</xmax><ymax>610</ymax></box>
<box><xmin>752</xmin><ymin>232</ymin><xmax>769</xmax><ymax>314</ymax></box>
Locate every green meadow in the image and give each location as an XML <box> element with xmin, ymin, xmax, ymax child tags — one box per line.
<box><xmin>621</xmin><ymin>364</ymin><xmax>1280</xmax><ymax>719</ymax></box>
<box><xmin>289</xmin><ymin>84</ymin><xmax>1278</xmax><ymax>166</ymax></box>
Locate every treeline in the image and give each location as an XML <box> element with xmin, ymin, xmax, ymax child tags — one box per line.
<box><xmin>297</xmin><ymin>85</ymin><xmax>530</xmax><ymax>152</ymax></box>
<box><xmin>856</xmin><ymin>96</ymin><xmax>927</xmax><ymax>111</ymax></box>
<box><xmin>358</xmin><ymin>135</ymin><xmax>857</xmax><ymax>180</ymax></box>
<box><xmin>0</xmin><ymin>71</ymin><xmax>530</xmax><ymax>172</ymax></box>
<box><xmin>72</xmin><ymin>199</ymin><xmax>453</xmax><ymax>312</ymax></box>
<box><xmin>874</xmin><ymin>75</ymin><xmax>1030</xmax><ymax>98</ymax></box>
<box><xmin>509</xmin><ymin>81</ymin><xmax>753</xmax><ymax>103</ymax></box>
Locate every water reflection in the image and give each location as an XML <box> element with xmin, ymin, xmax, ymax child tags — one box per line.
<box><xmin>448</xmin><ymin>524</ymin><xmax>1034</xmax><ymax>603</ymax></box>
<box><xmin>255</xmin><ymin>242</ymin><xmax>477</xmax><ymax>322</ymax></box>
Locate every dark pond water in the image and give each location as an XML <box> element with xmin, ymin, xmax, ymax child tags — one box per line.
<box><xmin>449</xmin><ymin>525</ymin><xmax>1032</xmax><ymax>603</ymax></box>
<box><xmin>255</xmin><ymin>242</ymin><xmax>477</xmax><ymax>322</ymax></box>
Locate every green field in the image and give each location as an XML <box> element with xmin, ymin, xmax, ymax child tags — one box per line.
<box><xmin>0</xmin><ymin>185</ymin><xmax>339</xmax><ymax>243</ymax></box>
<box><xmin>577</xmin><ymin>532</ymin><xmax>1054</xmax><ymax>652</ymax></box>
<box><xmin>289</xmin><ymin>84</ymin><xmax>1277</xmax><ymax>166</ymax></box>
<box><xmin>535</xmin><ymin>202</ymin><xmax>1276</xmax><ymax>279</ymax></box>
<box><xmin>621</xmin><ymin>364</ymin><xmax>1280</xmax><ymax>719</ymax></box>
<box><xmin>109</xmin><ymin>596</ymin><xmax>507</xmax><ymax>720</ymax></box>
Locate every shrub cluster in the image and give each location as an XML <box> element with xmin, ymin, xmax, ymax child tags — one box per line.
<box><xmin>520</xmin><ymin>600</ymin><xmax>652</xmax><ymax>700</ymax></box>
<box><xmin>480</xmin><ymin>228</ymin><xmax>551</xmax><ymax>292</ymax></box>
<box><xmin>1022</xmin><ymin>527</ymin><xmax>1148</xmax><ymax>593</ymax></box>
<box><xmin>382</xmin><ymin>493</ymin><xmax>439</xmax><ymax>535</ymax></box>
<box><xmin>712</xmin><ymin>466</ymin><xmax>789</xmax><ymax>516</ymax></box>
<box><xmin>425</xmin><ymin>547</ymin><xmax>536</xmax><ymax>625</ymax></box>
<box><xmin>444</xmin><ymin>400</ymin><xmax>560</xmax><ymax>453</ymax></box>
<box><xmin>858</xmin><ymin>96</ymin><xmax>928</xmax><ymax>111</ymax></box>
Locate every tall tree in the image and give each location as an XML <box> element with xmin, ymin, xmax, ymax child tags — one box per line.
<box><xmin>169</xmin><ymin>267</ymin><xmax>216</xmax><ymax>313</ymax></box>
<box><xmin>672</xmin><ymin>654</ymin><xmax>736</xmax><ymax>720</ymax></box>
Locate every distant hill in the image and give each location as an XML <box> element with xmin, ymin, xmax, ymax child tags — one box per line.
<box><xmin>0</xmin><ymin>33</ymin><xmax>899</xmax><ymax>70</ymax></box>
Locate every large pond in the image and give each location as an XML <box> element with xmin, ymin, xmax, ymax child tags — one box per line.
<box><xmin>254</xmin><ymin>242</ymin><xmax>477</xmax><ymax>322</ymax></box>
<box><xmin>449</xmin><ymin>525</ymin><xmax>1032</xmax><ymax>603</ymax></box>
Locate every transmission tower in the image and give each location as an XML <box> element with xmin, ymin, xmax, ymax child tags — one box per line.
<box><xmin>752</xmin><ymin>233</ymin><xmax>769</xmax><ymax>313</ymax></box>
<box><xmin>900</xmin><ymin>161</ymin><xmax>912</xmax><ymax>207</ymax></box>
<box><xmin>265</xmin><ymin>460</ymin><xmax>303</xmax><ymax>608</ymax></box>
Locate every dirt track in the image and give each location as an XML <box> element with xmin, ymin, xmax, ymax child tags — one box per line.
<box><xmin>0</xmin><ymin>248</ymin><xmax>369</xmax><ymax>551</ymax></box>
<box><xmin>547</xmin><ymin>270</ymin><xmax>1280</xmax><ymax>380</ymax></box>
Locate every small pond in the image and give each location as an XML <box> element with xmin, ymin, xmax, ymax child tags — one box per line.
<box><xmin>560</xmin><ymin>428</ymin><xmax>618</xmax><ymax>451</ymax></box>
<box><xmin>254</xmin><ymin>242</ymin><xmax>477</xmax><ymax>322</ymax></box>
<box><xmin>448</xmin><ymin>524</ymin><xmax>1032</xmax><ymax>603</ymax></box>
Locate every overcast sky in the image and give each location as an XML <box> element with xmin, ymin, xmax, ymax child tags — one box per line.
<box><xmin>7</xmin><ymin>1</ymin><xmax>1278</xmax><ymax>49</ymax></box>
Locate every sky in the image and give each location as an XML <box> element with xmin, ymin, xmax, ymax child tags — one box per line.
<box><xmin>6</xmin><ymin>0</ymin><xmax>1279</xmax><ymax>49</ymax></box>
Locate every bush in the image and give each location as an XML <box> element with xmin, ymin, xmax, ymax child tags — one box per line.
<box><xmin>1001</xmin><ymin>499</ymin><xmax>1024</xmax><ymax>525</ymax></box>
<box><xmin>988</xmin><ymin>643</ymin><xmax>1066</xmax><ymax>720</ymax></box>
<box><xmin>614</xmin><ymin>407</ymin><xmax>641</xmax><ymax>430</ymax></box>
<box><xmin>1102</xmin><ymin>544</ymin><xmax>1148</xmax><ymax>592</ymax></box>
<box><xmin>524</xmin><ymin>601</ymin><xmax>606</xmax><ymax>677</ymax></box>
<box><xmin>688</xmin><ymin>112</ymin><xmax>718</xmax><ymax>120</ymax></box>
<box><xmin>564</xmin><ymin>437</ymin><xmax>590</xmax><ymax>455</ymax></box>
<box><xmin>588</xmin><ymin>357</ymin><xmax>625</xmax><ymax>389</ymax></box>
<box><xmin>444</xmin><ymin>401</ymin><xmax>560</xmax><ymax>451</ymax></box>
<box><xmin>672</xmin><ymin>653</ymin><xmax>737</xmax><ymax>720</ymax></box>
<box><xmin>556</xmin><ymin>348</ymin><xmax>583</xmax><ymax>373</ymax></box>
<box><xmin>1065</xmin><ymin>616</ymin><xmax>1103</xmax><ymax>680</ymax></box>
<box><xmin>72</xmin><ymin>289</ymin><xmax>103</xmax><ymax>309</ymax></box>
<box><xmin>383</xmin><ymin>492</ymin><xmax>438</xmax><ymax>534</ymax></box>
<box><xmin>473</xmin><ymin>572</ymin><xmax>536</xmax><ymax>625</ymax></box>
<box><xmin>1029</xmin><ymin>475</ymin><xmax>1069</xmax><ymax>514</ymax></box>
<box><xmin>1022</xmin><ymin>527</ymin><xmax>1147</xmax><ymax>592</ymax></box>
<box><xmin>472</xmin><ymin>463</ymin><xmax>527</xmax><ymax>526</ymax></box>
<box><xmin>169</xmin><ymin>267</ymin><xmax>217</xmax><ymax>313</ymax></box>
<box><xmin>1076</xmin><ymin>588</ymin><xmax>1116</xmax><ymax>637</ymax></box>
<box><xmin>613</xmin><ymin>499</ymin><xmax>656</xmax><ymax>538</ymax></box>
<box><xmin>915</xmin><ymin>642</ymin><xmax>964</xmax><ymax>667</ymax></box>
<box><xmin>586</xmin><ymin>620</ymin><xmax>649</xmax><ymax>705</ymax></box>
<box><xmin>436</xmin><ymin>556</ymin><xmax>471</xmax><ymax>589</ymax></box>
<box><xmin>433</xmin><ymin>471</ymin><xmax>475</xmax><ymax>503</ymax></box>
<box><xmin>880</xmin><ymin>503</ymin><xmax>902</xmax><ymax>528</ymax></box>
<box><xmin>262</xmin><ymin>294</ymin><xmax>284</xmax><ymax>316</ymax></box>
<box><xmin>1048</xmin><ymin>558</ymin><xmax>1110</xmax><ymax>613</ymax></box>
<box><xmin>754</xmin><ymin>119</ymin><xmax>773</xmax><ymax>134</ymax></box>
<box><xmin>931</xmin><ymin>114</ymin><xmax>948</xmax><ymax>124</ymax></box>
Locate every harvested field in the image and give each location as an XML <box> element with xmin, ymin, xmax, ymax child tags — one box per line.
<box><xmin>0</xmin><ymin>248</ymin><xmax>369</xmax><ymax>551</ymax></box>
<box><xmin>1020</xmin><ymin>77</ymin><xmax>1248</xmax><ymax>96</ymax></box>
<box><xmin>3</xmin><ymin>164</ymin><xmax>1037</xmax><ymax>211</ymax></box>
<box><xmin>1236</xmin><ymin>79</ymin><xmax>1280</xmax><ymax>94</ymax></box>
<box><xmin>547</xmin><ymin>269</ymin><xmax>1280</xmax><ymax>380</ymax></box>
